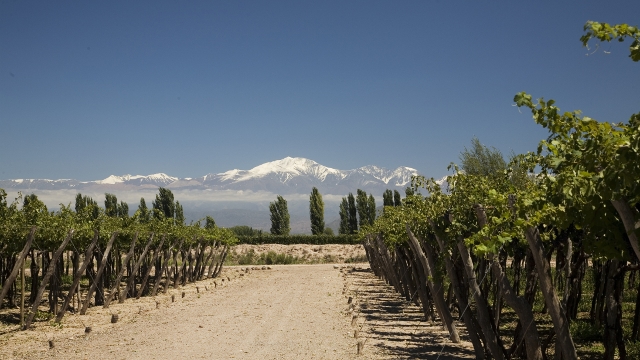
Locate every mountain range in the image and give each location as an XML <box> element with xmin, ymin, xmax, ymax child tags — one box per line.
<box><xmin>1</xmin><ymin>157</ymin><xmax>419</xmax><ymax>195</ymax></box>
<box><xmin>1</xmin><ymin>157</ymin><xmax>420</xmax><ymax>234</ymax></box>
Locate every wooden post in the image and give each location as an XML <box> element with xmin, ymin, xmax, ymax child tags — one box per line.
<box><xmin>55</xmin><ymin>231</ymin><xmax>99</xmax><ymax>323</ymax></box>
<box><xmin>24</xmin><ymin>230</ymin><xmax>74</xmax><ymax>330</ymax></box>
<box><xmin>405</xmin><ymin>227</ymin><xmax>460</xmax><ymax>343</ymax></box>
<box><xmin>20</xmin><ymin>255</ymin><xmax>25</xmax><ymax>328</ymax></box>
<box><xmin>205</xmin><ymin>242</ymin><xmax>220</xmax><ymax>278</ymax></box>
<box><xmin>120</xmin><ymin>233</ymin><xmax>154</xmax><ymax>303</ymax></box>
<box><xmin>137</xmin><ymin>235</ymin><xmax>166</xmax><ymax>299</ymax></box>
<box><xmin>103</xmin><ymin>233</ymin><xmax>138</xmax><ymax>308</ymax></box>
<box><xmin>80</xmin><ymin>232</ymin><xmax>118</xmax><ymax>315</ymax></box>
<box><xmin>0</xmin><ymin>227</ymin><xmax>36</xmax><ymax>309</ymax></box>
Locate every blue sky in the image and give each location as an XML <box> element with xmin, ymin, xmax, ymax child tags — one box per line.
<box><xmin>2</xmin><ymin>1</ymin><xmax>639</xmax><ymax>181</ymax></box>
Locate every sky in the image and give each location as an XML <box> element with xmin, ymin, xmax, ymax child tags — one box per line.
<box><xmin>2</xmin><ymin>0</ymin><xmax>639</xmax><ymax>181</ymax></box>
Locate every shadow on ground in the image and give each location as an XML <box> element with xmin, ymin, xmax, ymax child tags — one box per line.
<box><xmin>342</xmin><ymin>267</ymin><xmax>475</xmax><ymax>360</ymax></box>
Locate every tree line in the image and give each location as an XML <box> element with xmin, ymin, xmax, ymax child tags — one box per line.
<box><xmin>268</xmin><ymin>186</ymin><xmax>408</xmax><ymax>236</ymax></box>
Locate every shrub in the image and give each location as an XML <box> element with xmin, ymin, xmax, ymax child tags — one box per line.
<box><xmin>237</xmin><ymin>234</ymin><xmax>360</xmax><ymax>245</ymax></box>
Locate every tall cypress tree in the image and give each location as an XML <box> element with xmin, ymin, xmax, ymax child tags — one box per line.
<box><xmin>367</xmin><ymin>194</ymin><xmax>376</xmax><ymax>225</ymax></box>
<box><xmin>205</xmin><ymin>215</ymin><xmax>216</xmax><ymax>229</ymax></box>
<box><xmin>356</xmin><ymin>189</ymin><xmax>369</xmax><ymax>229</ymax></box>
<box><xmin>153</xmin><ymin>187</ymin><xmax>175</xmax><ymax>220</ymax></box>
<box><xmin>347</xmin><ymin>193</ymin><xmax>358</xmax><ymax>234</ymax></box>
<box><xmin>104</xmin><ymin>193</ymin><xmax>117</xmax><ymax>217</ymax></box>
<box><xmin>383</xmin><ymin>189</ymin><xmax>394</xmax><ymax>207</ymax></box>
<box><xmin>309</xmin><ymin>187</ymin><xmax>325</xmax><ymax>235</ymax></box>
<box><xmin>117</xmin><ymin>201</ymin><xmax>129</xmax><ymax>218</ymax></box>
<box><xmin>175</xmin><ymin>200</ymin><xmax>184</xmax><ymax>225</ymax></box>
<box><xmin>339</xmin><ymin>198</ymin><xmax>349</xmax><ymax>235</ymax></box>
<box><xmin>137</xmin><ymin>198</ymin><xmax>151</xmax><ymax>223</ymax></box>
<box><xmin>393</xmin><ymin>190</ymin><xmax>402</xmax><ymax>206</ymax></box>
<box><xmin>76</xmin><ymin>193</ymin><xmax>99</xmax><ymax>219</ymax></box>
<box><xmin>269</xmin><ymin>195</ymin><xmax>290</xmax><ymax>235</ymax></box>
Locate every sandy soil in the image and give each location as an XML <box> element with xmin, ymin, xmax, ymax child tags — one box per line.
<box><xmin>0</xmin><ymin>265</ymin><xmax>357</xmax><ymax>360</ymax></box>
<box><xmin>229</xmin><ymin>244</ymin><xmax>367</xmax><ymax>264</ymax></box>
<box><xmin>0</xmin><ymin>262</ymin><xmax>474</xmax><ymax>360</ymax></box>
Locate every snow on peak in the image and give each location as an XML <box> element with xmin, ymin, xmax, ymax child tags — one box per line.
<box><xmin>218</xmin><ymin>157</ymin><xmax>342</xmax><ymax>182</ymax></box>
<box><xmin>96</xmin><ymin>175</ymin><xmax>131</xmax><ymax>184</ymax></box>
<box><xmin>95</xmin><ymin>173</ymin><xmax>178</xmax><ymax>185</ymax></box>
<box><xmin>355</xmin><ymin>165</ymin><xmax>418</xmax><ymax>185</ymax></box>
<box><xmin>145</xmin><ymin>173</ymin><xmax>178</xmax><ymax>182</ymax></box>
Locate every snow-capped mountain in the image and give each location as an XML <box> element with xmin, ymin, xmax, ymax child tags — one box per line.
<box><xmin>95</xmin><ymin>173</ymin><xmax>178</xmax><ymax>186</ymax></box>
<box><xmin>196</xmin><ymin>157</ymin><xmax>417</xmax><ymax>194</ymax></box>
<box><xmin>0</xmin><ymin>157</ymin><xmax>419</xmax><ymax>195</ymax></box>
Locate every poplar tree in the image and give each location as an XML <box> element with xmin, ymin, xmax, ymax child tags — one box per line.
<box><xmin>367</xmin><ymin>194</ymin><xmax>376</xmax><ymax>225</ymax></box>
<box><xmin>175</xmin><ymin>201</ymin><xmax>184</xmax><ymax>225</ymax></box>
<box><xmin>269</xmin><ymin>195</ymin><xmax>290</xmax><ymax>235</ymax></box>
<box><xmin>75</xmin><ymin>193</ymin><xmax>99</xmax><ymax>219</ymax></box>
<box><xmin>339</xmin><ymin>198</ymin><xmax>349</xmax><ymax>235</ymax></box>
<box><xmin>309</xmin><ymin>187</ymin><xmax>325</xmax><ymax>235</ymax></box>
<box><xmin>153</xmin><ymin>187</ymin><xmax>175</xmax><ymax>220</ymax></box>
<box><xmin>117</xmin><ymin>201</ymin><xmax>129</xmax><ymax>218</ymax></box>
<box><xmin>459</xmin><ymin>137</ymin><xmax>506</xmax><ymax>177</ymax></box>
<box><xmin>383</xmin><ymin>189</ymin><xmax>394</xmax><ymax>207</ymax></box>
<box><xmin>347</xmin><ymin>193</ymin><xmax>358</xmax><ymax>234</ymax></box>
<box><xmin>205</xmin><ymin>215</ymin><xmax>216</xmax><ymax>229</ymax></box>
<box><xmin>356</xmin><ymin>189</ymin><xmax>370</xmax><ymax>229</ymax></box>
<box><xmin>393</xmin><ymin>190</ymin><xmax>402</xmax><ymax>207</ymax></box>
<box><xmin>104</xmin><ymin>193</ymin><xmax>118</xmax><ymax>217</ymax></box>
<box><xmin>137</xmin><ymin>198</ymin><xmax>151</xmax><ymax>223</ymax></box>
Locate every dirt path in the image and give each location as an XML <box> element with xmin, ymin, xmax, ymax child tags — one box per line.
<box><xmin>1</xmin><ymin>265</ymin><xmax>357</xmax><ymax>360</ymax></box>
<box><xmin>1</xmin><ymin>263</ymin><xmax>475</xmax><ymax>360</ymax></box>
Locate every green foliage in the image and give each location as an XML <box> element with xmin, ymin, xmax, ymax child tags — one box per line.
<box><xmin>383</xmin><ymin>189</ymin><xmax>394</xmax><ymax>207</ymax></box>
<box><xmin>356</xmin><ymin>190</ymin><xmax>367</xmax><ymax>228</ymax></box>
<box><xmin>229</xmin><ymin>225</ymin><xmax>262</xmax><ymax>236</ymax></box>
<box><xmin>237</xmin><ymin>234</ymin><xmax>360</xmax><ymax>245</ymax></box>
<box><xmin>117</xmin><ymin>201</ymin><xmax>129</xmax><ymax>218</ymax></box>
<box><xmin>323</xmin><ymin>227</ymin><xmax>334</xmax><ymax>236</ymax></box>
<box><xmin>570</xmin><ymin>320</ymin><xmax>602</xmax><ymax>342</ymax></box>
<box><xmin>136</xmin><ymin>197</ymin><xmax>151</xmax><ymax>223</ymax></box>
<box><xmin>393</xmin><ymin>190</ymin><xmax>402</xmax><ymax>207</ymax></box>
<box><xmin>205</xmin><ymin>215</ymin><xmax>216</xmax><ymax>229</ymax></box>
<box><xmin>348</xmin><ymin>193</ymin><xmax>358</xmax><ymax>233</ymax></box>
<box><xmin>339</xmin><ymin>198</ymin><xmax>349</xmax><ymax>235</ymax></box>
<box><xmin>581</xmin><ymin>21</ymin><xmax>640</xmax><ymax>62</ymax></box>
<box><xmin>356</xmin><ymin>189</ymin><xmax>376</xmax><ymax>229</ymax></box>
<box><xmin>339</xmin><ymin>194</ymin><xmax>358</xmax><ymax>234</ymax></box>
<box><xmin>405</xmin><ymin>187</ymin><xmax>414</xmax><ymax>197</ymax></box>
<box><xmin>0</xmin><ymin>187</ymin><xmax>239</xmax><ymax>267</ymax></box>
<box><xmin>514</xmin><ymin>90</ymin><xmax>640</xmax><ymax>259</ymax></box>
<box><xmin>0</xmin><ymin>189</ymin><xmax>7</xmax><ymax>214</ymax></box>
<box><xmin>459</xmin><ymin>137</ymin><xmax>507</xmax><ymax>178</ymax></box>
<box><xmin>174</xmin><ymin>200</ymin><xmax>184</xmax><ymax>225</ymax></box>
<box><xmin>309</xmin><ymin>187</ymin><xmax>325</xmax><ymax>235</ymax></box>
<box><xmin>368</xmin><ymin>194</ymin><xmax>376</xmax><ymax>220</ymax></box>
<box><xmin>229</xmin><ymin>249</ymin><xmax>301</xmax><ymax>265</ymax></box>
<box><xmin>269</xmin><ymin>195</ymin><xmax>290</xmax><ymax>235</ymax></box>
<box><xmin>261</xmin><ymin>251</ymin><xmax>299</xmax><ymax>265</ymax></box>
<box><xmin>153</xmin><ymin>187</ymin><xmax>175</xmax><ymax>220</ymax></box>
<box><xmin>75</xmin><ymin>193</ymin><xmax>99</xmax><ymax>220</ymax></box>
<box><xmin>104</xmin><ymin>193</ymin><xmax>118</xmax><ymax>217</ymax></box>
